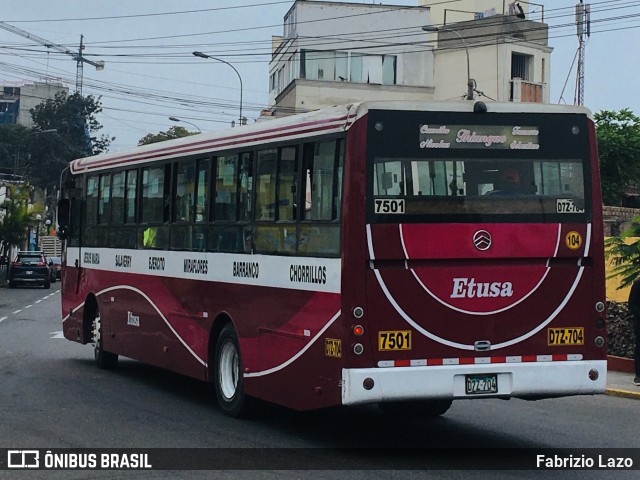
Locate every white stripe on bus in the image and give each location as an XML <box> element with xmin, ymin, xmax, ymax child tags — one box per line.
<box><xmin>244</xmin><ymin>310</ymin><xmax>341</xmax><ymax>378</ymax></box>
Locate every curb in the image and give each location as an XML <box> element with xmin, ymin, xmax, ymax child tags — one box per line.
<box><xmin>605</xmin><ymin>388</ymin><xmax>640</xmax><ymax>400</ymax></box>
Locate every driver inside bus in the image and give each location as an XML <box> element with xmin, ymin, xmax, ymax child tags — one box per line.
<box><xmin>488</xmin><ymin>168</ymin><xmax>522</xmax><ymax>195</ymax></box>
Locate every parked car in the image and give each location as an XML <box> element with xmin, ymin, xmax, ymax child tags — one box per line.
<box><xmin>47</xmin><ymin>256</ymin><xmax>62</xmax><ymax>280</ymax></box>
<box><xmin>9</xmin><ymin>251</ymin><xmax>51</xmax><ymax>289</ymax></box>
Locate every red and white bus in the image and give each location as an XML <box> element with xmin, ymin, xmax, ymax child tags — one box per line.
<box><xmin>58</xmin><ymin>100</ymin><xmax>607</xmax><ymax>417</ymax></box>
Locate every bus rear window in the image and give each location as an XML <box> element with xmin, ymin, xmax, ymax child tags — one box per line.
<box><xmin>371</xmin><ymin>157</ymin><xmax>586</xmax><ymax>220</ymax></box>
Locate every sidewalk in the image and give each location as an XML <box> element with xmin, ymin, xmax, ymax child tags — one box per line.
<box><xmin>606</xmin><ymin>370</ymin><xmax>640</xmax><ymax>400</ymax></box>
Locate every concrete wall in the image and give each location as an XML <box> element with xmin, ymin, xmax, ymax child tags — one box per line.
<box><xmin>431</xmin><ymin>15</ymin><xmax>551</xmax><ymax>102</ymax></box>
<box><xmin>274</xmin><ymin>78</ymin><xmax>435</xmax><ymax>115</ymax></box>
<box><xmin>421</xmin><ymin>0</ymin><xmax>535</xmax><ymax>26</ymax></box>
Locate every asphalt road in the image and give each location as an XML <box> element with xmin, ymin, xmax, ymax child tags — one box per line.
<box><xmin>0</xmin><ymin>286</ymin><xmax>638</xmax><ymax>480</ymax></box>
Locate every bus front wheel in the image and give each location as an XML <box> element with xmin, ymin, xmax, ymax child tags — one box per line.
<box><xmin>214</xmin><ymin>324</ymin><xmax>247</xmax><ymax>417</ymax></box>
<box><xmin>92</xmin><ymin>307</ymin><xmax>118</xmax><ymax>370</ymax></box>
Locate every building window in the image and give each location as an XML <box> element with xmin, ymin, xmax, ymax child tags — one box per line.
<box><xmin>284</xmin><ymin>8</ymin><xmax>297</xmax><ymax>38</ymax></box>
<box><xmin>511</xmin><ymin>52</ymin><xmax>532</xmax><ymax>80</ymax></box>
<box><xmin>301</xmin><ymin>50</ymin><xmax>397</xmax><ymax>86</ymax></box>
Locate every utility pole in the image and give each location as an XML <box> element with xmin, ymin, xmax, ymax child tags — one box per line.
<box><xmin>575</xmin><ymin>1</ymin><xmax>591</xmax><ymax>105</ymax></box>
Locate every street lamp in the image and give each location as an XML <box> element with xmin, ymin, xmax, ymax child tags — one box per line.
<box><xmin>422</xmin><ymin>25</ymin><xmax>475</xmax><ymax>100</ymax></box>
<box><xmin>192</xmin><ymin>51</ymin><xmax>244</xmax><ymax>126</ymax></box>
<box><xmin>14</xmin><ymin>128</ymin><xmax>58</xmax><ymax>177</ymax></box>
<box><xmin>169</xmin><ymin>116</ymin><xmax>202</xmax><ymax>133</ymax></box>
<box><xmin>34</xmin><ymin>213</ymin><xmax>42</xmax><ymax>251</ymax></box>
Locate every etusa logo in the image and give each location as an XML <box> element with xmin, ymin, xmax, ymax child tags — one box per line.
<box><xmin>473</xmin><ymin>230</ymin><xmax>492</xmax><ymax>251</ymax></box>
<box><xmin>451</xmin><ymin>277</ymin><xmax>514</xmax><ymax>298</ymax></box>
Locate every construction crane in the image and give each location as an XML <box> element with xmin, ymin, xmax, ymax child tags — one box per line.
<box><xmin>0</xmin><ymin>21</ymin><xmax>104</xmax><ymax>94</ymax></box>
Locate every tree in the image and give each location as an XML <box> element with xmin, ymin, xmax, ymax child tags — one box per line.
<box><xmin>606</xmin><ymin>216</ymin><xmax>640</xmax><ymax>289</ymax></box>
<box><xmin>0</xmin><ymin>184</ymin><xmax>32</xmax><ymax>260</ymax></box>
<box><xmin>595</xmin><ymin>109</ymin><xmax>640</xmax><ymax>205</ymax></box>
<box><xmin>27</xmin><ymin>91</ymin><xmax>114</xmax><ymax>191</ymax></box>
<box><xmin>138</xmin><ymin>126</ymin><xmax>197</xmax><ymax>145</ymax></box>
<box><xmin>0</xmin><ymin>124</ymin><xmax>30</xmax><ymax>178</ymax></box>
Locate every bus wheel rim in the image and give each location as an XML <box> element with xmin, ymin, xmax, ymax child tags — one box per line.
<box><xmin>219</xmin><ymin>341</ymin><xmax>239</xmax><ymax>400</ymax></box>
<box><xmin>92</xmin><ymin>315</ymin><xmax>101</xmax><ymax>351</ymax></box>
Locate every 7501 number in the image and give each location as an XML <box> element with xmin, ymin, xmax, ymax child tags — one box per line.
<box><xmin>378</xmin><ymin>330</ymin><xmax>412</xmax><ymax>351</ymax></box>
<box><xmin>374</xmin><ymin>199</ymin><xmax>405</xmax><ymax>214</ymax></box>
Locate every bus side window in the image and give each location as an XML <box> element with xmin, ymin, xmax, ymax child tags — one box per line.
<box><xmin>209</xmin><ymin>153</ymin><xmax>251</xmax><ymax>253</ymax></box>
<box><xmin>84</xmin><ymin>175</ymin><xmax>99</xmax><ymax>247</ymax></box>
<box><xmin>298</xmin><ymin>139</ymin><xmax>342</xmax><ymax>257</ymax></box>
<box><xmin>255</xmin><ymin>149</ymin><xmax>277</xmax><ymax>221</ymax></box>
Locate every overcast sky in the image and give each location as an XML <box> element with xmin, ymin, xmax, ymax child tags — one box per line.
<box><xmin>0</xmin><ymin>0</ymin><xmax>637</xmax><ymax>151</ymax></box>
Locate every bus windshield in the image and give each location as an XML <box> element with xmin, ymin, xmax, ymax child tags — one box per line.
<box><xmin>366</xmin><ymin>110</ymin><xmax>592</xmax><ymax>223</ymax></box>
<box><xmin>372</xmin><ymin>157</ymin><xmax>586</xmax><ymax>217</ymax></box>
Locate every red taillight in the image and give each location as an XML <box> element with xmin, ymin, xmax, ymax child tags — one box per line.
<box><xmin>37</xmin><ymin>262</ymin><xmax>46</xmax><ymax>266</ymax></box>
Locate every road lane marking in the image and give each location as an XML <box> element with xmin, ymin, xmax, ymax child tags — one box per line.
<box><xmin>1</xmin><ymin>291</ymin><xmax>62</xmax><ymax>324</ymax></box>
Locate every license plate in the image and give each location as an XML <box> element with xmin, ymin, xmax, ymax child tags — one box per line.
<box><xmin>465</xmin><ymin>374</ymin><xmax>498</xmax><ymax>394</ymax></box>
<box><xmin>556</xmin><ymin>198</ymin><xmax>585</xmax><ymax>214</ymax></box>
<box><xmin>378</xmin><ymin>330</ymin><xmax>412</xmax><ymax>351</ymax></box>
<box><xmin>26</xmin><ymin>270</ymin><xmax>33</xmax><ymax>275</ymax></box>
<box><xmin>548</xmin><ymin>327</ymin><xmax>584</xmax><ymax>346</ymax></box>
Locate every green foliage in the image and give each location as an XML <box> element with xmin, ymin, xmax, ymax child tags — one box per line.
<box><xmin>594</xmin><ymin>109</ymin><xmax>640</xmax><ymax>205</ymax></box>
<box><xmin>0</xmin><ymin>184</ymin><xmax>31</xmax><ymax>259</ymax></box>
<box><xmin>26</xmin><ymin>91</ymin><xmax>114</xmax><ymax>191</ymax></box>
<box><xmin>0</xmin><ymin>124</ymin><xmax>30</xmax><ymax>177</ymax></box>
<box><xmin>605</xmin><ymin>215</ymin><xmax>640</xmax><ymax>289</ymax></box>
<box><xmin>138</xmin><ymin>126</ymin><xmax>197</xmax><ymax>145</ymax></box>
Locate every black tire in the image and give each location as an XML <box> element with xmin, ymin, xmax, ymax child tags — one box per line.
<box><xmin>214</xmin><ymin>324</ymin><xmax>247</xmax><ymax>417</ymax></box>
<box><xmin>44</xmin><ymin>279</ymin><xmax>51</xmax><ymax>289</ymax></box>
<box><xmin>379</xmin><ymin>399</ymin><xmax>453</xmax><ymax>417</ymax></box>
<box><xmin>92</xmin><ymin>307</ymin><xmax>118</xmax><ymax>370</ymax></box>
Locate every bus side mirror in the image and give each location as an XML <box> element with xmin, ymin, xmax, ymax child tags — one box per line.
<box><xmin>57</xmin><ymin>198</ymin><xmax>70</xmax><ymax>240</ymax></box>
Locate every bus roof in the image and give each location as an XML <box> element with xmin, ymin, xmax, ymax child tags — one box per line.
<box><xmin>70</xmin><ymin>100</ymin><xmax>592</xmax><ymax>174</ymax></box>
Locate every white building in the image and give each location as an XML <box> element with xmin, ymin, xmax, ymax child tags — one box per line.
<box><xmin>0</xmin><ymin>80</ymin><xmax>68</xmax><ymax>128</ymax></box>
<box><xmin>267</xmin><ymin>0</ymin><xmax>551</xmax><ymax>115</ymax></box>
<box><xmin>421</xmin><ymin>0</ymin><xmax>551</xmax><ymax>103</ymax></box>
<box><xmin>268</xmin><ymin>1</ymin><xmax>435</xmax><ymax>117</ymax></box>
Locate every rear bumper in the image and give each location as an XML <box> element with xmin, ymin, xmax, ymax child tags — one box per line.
<box><xmin>11</xmin><ymin>274</ymin><xmax>48</xmax><ymax>283</ymax></box>
<box><xmin>342</xmin><ymin>360</ymin><xmax>607</xmax><ymax>405</ymax></box>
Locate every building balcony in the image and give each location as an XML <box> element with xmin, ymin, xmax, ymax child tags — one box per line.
<box><xmin>510</xmin><ymin>78</ymin><xmax>544</xmax><ymax>103</ymax></box>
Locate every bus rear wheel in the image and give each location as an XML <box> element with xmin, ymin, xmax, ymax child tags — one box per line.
<box><xmin>214</xmin><ymin>324</ymin><xmax>247</xmax><ymax>417</ymax></box>
<box><xmin>379</xmin><ymin>399</ymin><xmax>452</xmax><ymax>417</ymax></box>
<box><xmin>92</xmin><ymin>308</ymin><xmax>118</xmax><ymax>370</ymax></box>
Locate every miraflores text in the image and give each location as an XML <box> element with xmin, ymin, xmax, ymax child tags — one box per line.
<box><xmin>536</xmin><ymin>454</ymin><xmax>634</xmax><ymax>469</ymax></box>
